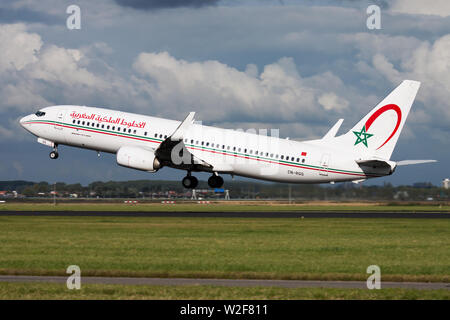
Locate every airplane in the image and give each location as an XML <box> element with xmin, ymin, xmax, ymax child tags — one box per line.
<box><xmin>20</xmin><ymin>80</ymin><xmax>436</xmax><ymax>189</ymax></box>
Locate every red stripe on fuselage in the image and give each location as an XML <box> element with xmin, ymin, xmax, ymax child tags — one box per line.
<box><xmin>25</xmin><ymin>121</ymin><xmax>378</xmax><ymax>178</ymax></box>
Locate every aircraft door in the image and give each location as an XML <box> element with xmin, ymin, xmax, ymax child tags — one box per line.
<box><xmin>319</xmin><ymin>153</ymin><xmax>330</xmax><ymax>176</ymax></box>
<box><xmin>53</xmin><ymin>110</ymin><xmax>67</xmax><ymax>143</ymax></box>
<box><xmin>55</xmin><ymin>110</ymin><xmax>65</xmax><ymax>129</ymax></box>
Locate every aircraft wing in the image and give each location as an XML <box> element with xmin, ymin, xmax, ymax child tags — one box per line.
<box><xmin>154</xmin><ymin>112</ymin><xmax>215</xmax><ymax>171</ymax></box>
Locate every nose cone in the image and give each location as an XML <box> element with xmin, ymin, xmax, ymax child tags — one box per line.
<box><xmin>20</xmin><ymin>116</ymin><xmax>27</xmax><ymax>127</ymax></box>
<box><xmin>19</xmin><ymin>115</ymin><xmax>32</xmax><ymax>128</ymax></box>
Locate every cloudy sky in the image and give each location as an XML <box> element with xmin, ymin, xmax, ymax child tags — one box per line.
<box><xmin>1</xmin><ymin>0</ymin><xmax>449</xmax><ymax>186</ymax></box>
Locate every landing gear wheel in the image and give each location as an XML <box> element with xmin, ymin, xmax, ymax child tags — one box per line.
<box><xmin>208</xmin><ymin>175</ymin><xmax>224</xmax><ymax>188</ymax></box>
<box><xmin>49</xmin><ymin>151</ymin><xmax>59</xmax><ymax>159</ymax></box>
<box><xmin>182</xmin><ymin>175</ymin><xmax>198</xmax><ymax>189</ymax></box>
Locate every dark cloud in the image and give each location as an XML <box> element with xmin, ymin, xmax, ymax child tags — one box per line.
<box><xmin>0</xmin><ymin>7</ymin><xmax>63</xmax><ymax>25</ymax></box>
<box><xmin>114</xmin><ymin>0</ymin><xmax>220</xmax><ymax>10</ymax></box>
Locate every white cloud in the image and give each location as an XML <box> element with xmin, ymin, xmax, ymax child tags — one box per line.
<box><xmin>132</xmin><ymin>51</ymin><xmax>348</xmax><ymax>123</ymax></box>
<box><xmin>0</xmin><ymin>23</ymin><xmax>42</xmax><ymax>72</ymax></box>
<box><xmin>26</xmin><ymin>45</ymin><xmax>109</xmax><ymax>88</ymax></box>
<box><xmin>0</xmin><ymin>23</ymin><xmax>123</xmax><ymax>114</ymax></box>
<box><xmin>391</xmin><ymin>0</ymin><xmax>450</xmax><ymax>17</ymax></box>
<box><xmin>370</xmin><ymin>34</ymin><xmax>450</xmax><ymax>123</ymax></box>
<box><xmin>318</xmin><ymin>92</ymin><xmax>349</xmax><ymax>111</ymax></box>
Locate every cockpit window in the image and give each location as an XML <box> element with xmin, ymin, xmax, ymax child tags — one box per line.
<box><xmin>35</xmin><ymin>111</ymin><xmax>46</xmax><ymax>117</ymax></box>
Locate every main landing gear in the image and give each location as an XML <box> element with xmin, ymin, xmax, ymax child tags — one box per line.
<box><xmin>49</xmin><ymin>145</ymin><xmax>59</xmax><ymax>159</ymax></box>
<box><xmin>182</xmin><ymin>172</ymin><xmax>224</xmax><ymax>189</ymax></box>
<box><xmin>182</xmin><ymin>173</ymin><xmax>198</xmax><ymax>189</ymax></box>
<box><xmin>208</xmin><ymin>174</ymin><xmax>224</xmax><ymax>189</ymax></box>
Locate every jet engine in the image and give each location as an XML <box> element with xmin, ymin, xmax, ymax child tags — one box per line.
<box><xmin>116</xmin><ymin>146</ymin><xmax>161</xmax><ymax>172</ymax></box>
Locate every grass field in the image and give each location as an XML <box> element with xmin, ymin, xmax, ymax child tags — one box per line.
<box><xmin>0</xmin><ymin>216</ymin><xmax>448</xmax><ymax>283</ymax></box>
<box><xmin>0</xmin><ymin>282</ymin><xmax>448</xmax><ymax>300</ymax></box>
<box><xmin>1</xmin><ymin>202</ymin><xmax>449</xmax><ymax>212</ymax></box>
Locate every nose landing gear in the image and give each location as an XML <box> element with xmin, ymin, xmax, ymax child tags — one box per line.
<box><xmin>49</xmin><ymin>145</ymin><xmax>59</xmax><ymax>159</ymax></box>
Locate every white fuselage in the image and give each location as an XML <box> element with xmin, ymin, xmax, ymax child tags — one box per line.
<box><xmin>20</xmin><ymin>105</ymin><xmax>387</xmax><ymax>184</ymax></box>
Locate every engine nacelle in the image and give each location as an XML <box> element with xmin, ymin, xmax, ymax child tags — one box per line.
<box><xmin>116</xmin><ymin>146</ymin><xmax>161</xmax><ymax>172</ymax></box>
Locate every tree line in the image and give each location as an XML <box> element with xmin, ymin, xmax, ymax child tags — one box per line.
<box><xmin>0</xmin><ymin>180</ymin><xmax>448</xmax><ymax>201</ymax></box>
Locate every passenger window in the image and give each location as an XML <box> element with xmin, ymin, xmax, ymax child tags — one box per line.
<box><xmin>206</xmin><ymin>142</ymin><xmax>209</xmax><ymax>146</ymax></box>
<box><xmin>281</xmin><ymin>155</ymin><xmax>284</xmax><ymax>160</ymax></box>
<box><xmin>145</xmin><ymin>132</ymin><xmax>147</xmax><ymax>136</ymax></box>
<box><xmin>102</xmin><ymin>124</ymin><xmax>104</xmax><ymax>128</ymax></box>
<box><xmin>270</xmin><ymin>154</ymin><xmax>273</xmax><ymax>157</ymax></box>
<box><xmin>82</xmin><ymin>121</ymin><xmax>85</xmax><ymax>125</ymax></box>
<box><xmin>97</xmin><ymin>124</ymin><xmax>99</xmax><ymax>128</ymax></box>
<box><xmin>302</xmin><ymin>159</ymin><xmax>305</xmax><ymax>163</ymax></box>
<box><xmin>112</xmin><ymin>126</ymin><xmax>115</xmax><ymax>130</ymax></box>
<box><xmin>72</xmin><ymin>120</ymin><xmax>75</xmax><ymax>124</ymax></box>
<box><xmin>77</xmin><ymin>120</ymin><xmax>80</xmax><ymax>124</ymax></box>
<box><xmin>107</xmin><ymin>125</ymin><xmax>110</xmax><ymax>129</ymax></box>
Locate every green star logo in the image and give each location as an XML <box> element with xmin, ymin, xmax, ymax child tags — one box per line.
<box><xmin>353</xmin><ymin>126</ymin><xmax>373</xmax><ymax>148</ymax></box>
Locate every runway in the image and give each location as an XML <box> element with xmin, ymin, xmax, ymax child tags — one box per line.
<box><xmin>0</xmin><ymin>210</ymin><xmax>449</xmax><ymax>218</ymax></box>
<box><xmin>0</xmin><ymin>275</ymin><xmax>448</xmax><ymax>290</ymax></box>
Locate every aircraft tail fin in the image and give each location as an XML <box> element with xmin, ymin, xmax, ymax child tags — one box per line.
<box><xmin>334</xmin><ymin>80</ymin><xmax>420</xmax><ymax>160</ymax></box>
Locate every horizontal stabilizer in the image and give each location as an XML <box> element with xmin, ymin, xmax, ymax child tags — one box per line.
<box><xmin>322</xmin><ymin>119</ymin><xmax>343</xmax><ymax>140</ymax></box>
<box><xmin>396</xmin><ymin>159</ymin><xmax>437</xmax><ymax>166</ymax></box>
<box><xmin>356</xmin><ymin>158</ymin><xmax>396</xmax><ymax>170</ymax></box>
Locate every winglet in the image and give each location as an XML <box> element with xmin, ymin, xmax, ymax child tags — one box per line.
<box><xmin>323</xmin><ymin>119</ymin><xmax>344</xmax><ymax>140</ymax></box>
<box><xmin>170</xmin><ymin>112</ymin><xmax>195</xmax><ymax>141</ymax></box>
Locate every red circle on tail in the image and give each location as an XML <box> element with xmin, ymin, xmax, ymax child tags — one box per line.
<box><xmin>364</xmin><ymin>104</ymin><xmax>402</xmax><ymax>150</ymax></box>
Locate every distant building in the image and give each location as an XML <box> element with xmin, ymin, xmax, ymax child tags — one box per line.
<box><xmin>443</xmin><ymin>178</ymin><xmax>450</xmax><ymax>190</ymax></box>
